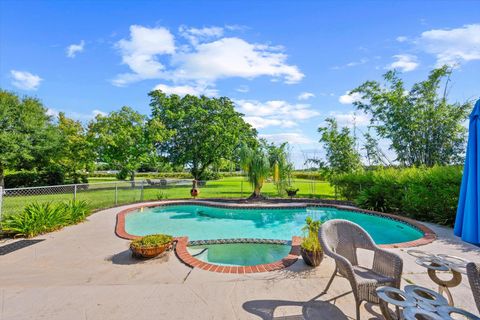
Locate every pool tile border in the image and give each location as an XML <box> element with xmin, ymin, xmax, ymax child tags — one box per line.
<box><xmin>114</xmin><ymin>200</ymin><xmax>436</xmax><ymax>250</ymax></box>
<box><xmin>174</xmin><ymin>236</ymin><xmax>301</xmax><ymax>274</ymax></box>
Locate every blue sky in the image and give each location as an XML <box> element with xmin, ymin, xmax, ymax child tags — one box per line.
<box><xmin>1</xmin><ymin>0</ymin><xmax>479</xmax><ymax>167</ymax></box>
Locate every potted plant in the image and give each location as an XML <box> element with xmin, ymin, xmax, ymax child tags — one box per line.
<box><xmin>190</xmin><ymin>180</ymin><xmax>200</xmax><ymax>198</ymax></box>
<box><xmin>130</xmin><ymin>234</ymin><xmax>174</xmax><ymax>259</ymax></box>
<box><xmin>300</xmin><ymin>217</ymin><xmax>323</xmax><ymax>267</ymax></box>
<box><xmin>285</xmin><ymin>186</ymin><xmax>299</xmax><ymax>198</ymax></box>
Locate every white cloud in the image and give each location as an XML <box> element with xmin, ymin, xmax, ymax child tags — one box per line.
<box><xmin>70</xmin><ymin>109</ymin><xmax>107</xmax><ymax>121</ymax></box>
<box><xmin>396</xmin><ymin>36</ymin><xmax>408</xmax><ymax>43</ymax></box>
<box><xmin>66</xmin><ymin>40</ymin><xmax>85</xmax><ymax>58</ymax></box>
<box><xmin>332</xmin><ymin>58</ymin><xmax>368</xmax><ymax>70</ymax></box>
<box><xmin>298</xmin><ymin>92</ymin><xmax>315</xmax><ymax>100</ymax></box>
<box><xmin>328</xmin><ymin>111</ymin><xmax>370</xmax><ymax>128</ymax></box>
<box><xmin>339</xmin><ymin>91</ymin><xmax>363</xmax><ymax>104</ymax></box>
<box><xmin>179</xmin><ymin>26</ymin><xmax>223</xmax><ymax>45</ymax></box>
<box><xmin>387</xmin><ymin>54</ymin><xmax>419</xmax><ymax>72</ymax></box>
<box><xmin>113</xmin><ymin>25</ymin><xmax>175</xmax><ymax>86</ymax></box>
<box><xmin>46</xmin><ymin>108</ymin><xmax>106</xmax><ymax>121</ymax></box>
<box><xmin>171</xmin><ymin>37</ymin><xmax>303</xmax><ymax>84</ymax></box>
<box><xmin>113</xmin><ymin>25</ymin><xmax>303</xmax><ymax>89</ymax></box>
<box><xmin>260</xmin><ymin>133</ymin><xmax>314</xmax><ymax>144</ymax></box>
<box><xmin>236</xmin><ymin>99</ymin><xmax>319</xmax><ymax>129</ymax></box>
<box><xmin>46</xmin><ymin>108</ymin><xmax>59</xmax><ymax>118</ymax></box>
<box><xmin>236</xmin><ymin>85</ymin><xmax>249</xmax><ymax>93</ymax></box>
<box><xmin>153</xmin><ymin>83</ymin><xmax>218</xmax><ymax>96</ymax></box>
<box><xmin>243</xmin><ymin>117</ymin><xmax>297</xmax><ymax>129</ymax></box>
<box><xmin>92</xmin><ymin>109</ymin><xmax>107</xmax><ymax>117</ymax></box>
<box><xmin>236</xmin><ymin>99</ymin><xmax>320</xmax><ymax>121</ymax></box>
<box><xmin>10</xmin><ymin>70</ymin><xmax>43</xmax><ymax>90</ymax></box>
<box><xmin>419</xmin><ymin>24</ymin><xmax>480</xmax><ymax>67</ymax></box>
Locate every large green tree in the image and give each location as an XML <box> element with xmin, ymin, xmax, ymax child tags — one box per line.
<box><xmin>149</xmin><ymin>91</ymin><xmax>257</xmax><ymax>180</ymax></box>
<box><xmin>318</xmin><ymin>118</ymin><xmax>362</xmax><ymax>178</ymax></box>
<box><xmin>0</xmin><ymin>90</ymin><xmax>60</xmax><ymax>187</ymax></box>
<box><xmin>56</xmin><ymin>112</ymin><xmax>95</xmax><ymax>183</ymax></box>
<box><xmin>88</xmin><ymin>106</ymin><xmax>165</xmax><ymax>182</ymax></box>
<box><xmin>351</xmin><ymin>66</ymin><xmax>472</xmax><ymax>166</ymax></box>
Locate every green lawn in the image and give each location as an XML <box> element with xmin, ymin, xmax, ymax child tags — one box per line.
<box><xmin>1</xmin><ymin>177</ymin><xmax>335</xmax><ymax>217</ymax></box>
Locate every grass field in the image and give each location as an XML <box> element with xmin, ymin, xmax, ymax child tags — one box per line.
<box><xmin>1</xmin><ymin>177</ymin><xmax>335</xmax><ymax>217</ymax></box>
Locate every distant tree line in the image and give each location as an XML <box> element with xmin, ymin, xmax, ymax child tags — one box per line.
<box><xmin>0</xmin><ymin>89</ymin><xmax>262</xmax><ymax>188</ymax></box>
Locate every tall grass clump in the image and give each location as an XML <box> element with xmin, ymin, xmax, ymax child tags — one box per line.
<box><xmin>2</xmin><ymin>200</ymin><xmax>91</xmax><ymax>237</ymax></box>
<box><xmin>332</xmin><ymin>166</ymin><xmax>462</xmax><ymax>226</ymax></box>
<box><xmin>62</xmin><ymin>200</ymin><xmax>90</xmax><ymax>224</ymax></box>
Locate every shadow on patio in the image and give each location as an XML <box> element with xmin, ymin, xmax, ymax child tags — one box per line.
<box><xmin>242</xmin><ymin>292</ymin><xmax>383</xmax><ymax>320</ymax></box>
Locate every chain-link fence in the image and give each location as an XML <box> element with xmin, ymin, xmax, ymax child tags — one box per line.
<box><xmin>0</xmin><ymin>178</ymin><xmax>334</xmax><ymax>219</ymax></box>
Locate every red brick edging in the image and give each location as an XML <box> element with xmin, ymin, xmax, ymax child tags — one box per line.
<box><xmin>114</xmin><ymin>200</ymin><xmax>436</xmax><ymax>249</ymax></box>
<box><xmin>174</xmin><ymin>236</ymin><xmax>301</xmax><ymax>273</ymax></box>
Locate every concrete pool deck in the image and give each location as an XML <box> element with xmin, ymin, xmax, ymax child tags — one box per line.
<box><xmin>0</xmin><ymin>201</ymin><xmax>479</xmax><ymax>319</ymax></box>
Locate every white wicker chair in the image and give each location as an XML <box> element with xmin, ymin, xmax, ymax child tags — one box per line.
<box><xmin>319</xmin><ymin>219</ymin><xmax>403</xmax><ymax>320</ymax></box>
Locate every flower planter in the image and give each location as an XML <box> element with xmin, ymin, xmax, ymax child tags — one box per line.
<box><xmin>130</xmin><ymin>242</ymin><xmax>172</xmax><ymax>259</ymax></box>
<box><xmin>190</xmin><ymin>188</ymin><xmax>200</xmax><ymax>197</ymax></box>
<box><xmin>301</xmin><ymin>247</ymin><xmax>323</xmax><ymax>267</ymax></box>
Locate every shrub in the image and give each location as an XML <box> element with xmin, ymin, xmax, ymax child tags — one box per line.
<box><xmin>2</xmin><ymin>200</ymin><xmax>91</xmax><ymax>237</ymax></box>
<box><xmin>292</xmin><ymin>171</ymin><xmax>325</xmax><ymax>180</ymax></box>
<box><xmin>332</xmin><ymin>166</ymin><xmax>462</xmax><ymax>226</ymax></box>
<box><xmin>130</xmin><ymin>234</ymin><xmax>173</xmax><ymax>249</ymax></box>
<box><xmin>2</xmin><ymin>202</ymin><xmax>66</xmax><ymax>237</ymax></box>
<box><xmin>301</xmin><ymin>217</ymin><xmax>322</xmax><ymax>252</ymax></box>
<box><xmin>5</xmin><ymin>169</ymin><xmax>65</xmax><ymax>188</ymax></box>
<box><xmin>198</xmin><ymin>170</ymin><xmax>220</xmax><ymax>181</ymax></box>
<box><xmin>62</xmin><ymin>200</ymin><xmax>90</xmax><ymax>224</ymax></box>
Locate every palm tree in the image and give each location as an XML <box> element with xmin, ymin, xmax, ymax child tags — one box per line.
<box><xmin>239</xmin><ymin>144</ymin><xmax>270</xmax><ymax>198</ymax></box>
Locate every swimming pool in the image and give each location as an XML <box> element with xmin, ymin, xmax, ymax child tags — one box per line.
<box><xmin>123</xmin><ymin>203</ymin><xmax>424</xmax><ymax>245</ymax></box>
<box><xmin>187</xmin><ymin>242</ymin><xmax>292</xmax><ymax>266</ymax></box>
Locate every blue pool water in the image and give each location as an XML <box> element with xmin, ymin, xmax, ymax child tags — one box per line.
<box><xmin>125</xmin><ymin>204</ymin><xmax>423</xmax><ymax>244</ymax></box>
<box><xmin>187</xmin><ymin>243</ymin><xmax>291</xmax><ymax>266</ymax></box>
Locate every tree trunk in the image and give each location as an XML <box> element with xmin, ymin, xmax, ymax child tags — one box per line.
<box><xmin>130</xmin><ymin>171</ymin><xmax>136</xmax><ymax>188</ymax></box>
<box><xmin>248</xmin><ymin>186</ymin><xmax>267</xmax><ymax>200</ymax></box>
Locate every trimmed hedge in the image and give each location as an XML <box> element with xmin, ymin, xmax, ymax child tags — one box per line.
<box><xmin>331</xmin><ymin>166</ymin><xmax>463</xmax><ymax>226</ymax></box>
<box><xmin>5</xmin><ymin>169</ymin><xmax>65</xmax><ymax>188</ymax></box>
<box><xmin>89</xmin><ymin>171</ymin><xmax>245</xmax><ymax>179</ymax></box>
<box><xmin>292</xmin><ymin>171</ymin><xmax>324</xmax><ymax>180</ymax></box>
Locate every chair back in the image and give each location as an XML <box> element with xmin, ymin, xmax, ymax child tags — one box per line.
<box><xmin>467</xmin><ymin>262</ymin><xmax>480</xmax><ymax>313</ymax></box>
<box><xmin>319</xmin><ymin>219</ymin><xmax>376</xmax><ymax>266</ymax></box>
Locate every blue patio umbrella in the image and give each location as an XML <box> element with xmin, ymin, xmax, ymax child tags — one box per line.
<box><xmin>455</xmin><ymin>99</ymin><xmax>480</xmax><ymax>243</ymax></box>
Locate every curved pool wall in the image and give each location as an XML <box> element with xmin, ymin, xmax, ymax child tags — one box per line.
<box><xmin>116</xmin><ymin>200</ymin><xmax>435</xmax><ymax>248</ymax></box>
<box><xmin>115</xmin><ymin>201</ymin><xmax>435</xmax><ymax>273</ymax></box>
<box><xmin>175</xmin><ymin>237</ymin><xmax>301</xmax><ymax>273</ymax></box>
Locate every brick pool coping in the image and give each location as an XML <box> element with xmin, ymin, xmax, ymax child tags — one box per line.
<box><xmin>114</xmin><ymin>200</ymin><xmax>436</xmax><ymax>272</ymax></box>
<box><xmin>174</xmin><ymin>236</ymin><xmax>301</xmax><ymax>273</ymax></box>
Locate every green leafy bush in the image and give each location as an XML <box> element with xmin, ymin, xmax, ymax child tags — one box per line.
<box><xmin>332</xmin><ymin>166</ymin><xmax>462</xmax><ymax>226</ymax></box>
<box><xmin>5</xmin><ymin>168</ymin><xmax>65</xmax><ymax>188</ymax></box>
<box><xmin>130</xmin><ymin>234</ymin><xmax>173</xmax><ymax>249</ymax></box>
<box><xmin>292</xmin><ymin>171</ymin><xmax>324</xmax><ymax>180</ymax></box>
<box><xmin>62</xmin><ymin>200</ymin><xmax>90</xmax><ymax>224</ymax></box>
<box><xmin>2</xmin><ymin>202</ymin><xmax>66</xmax><ymax>237</ymax></box>
<box><xmin>2</xmin><ymin>200</ymin><xmax>91</xmax><ymax>237</ymax></box>
<box><xmin>301</xmin><ymin>217</ymin><xmax>322</xmax><ymax>252</ymax></box>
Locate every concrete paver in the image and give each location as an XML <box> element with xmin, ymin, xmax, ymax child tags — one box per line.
<box><xmin>0</xmin><ymin>201</ymin><xmax>479</xmax><ymax>319</ymax></box>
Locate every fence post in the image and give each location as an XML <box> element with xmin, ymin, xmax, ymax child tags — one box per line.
<box><xmin>140</xmin><ymin>180</ymin><xmax>144</xmax><ymax>201</ymax></box>
<box><xmin>73</xmin><ymin>184</ymin><xmax>77</xmax><ymax>201</ymax></box>
<box><xmin>0</xmin><ymin>186</ymin><xmax>3</xmax><ymax>220</ymax></box>
<box><xmin>115</xmin><ymin>182</ymin><xmax>118</xmax><ymax>205</ymax></box>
